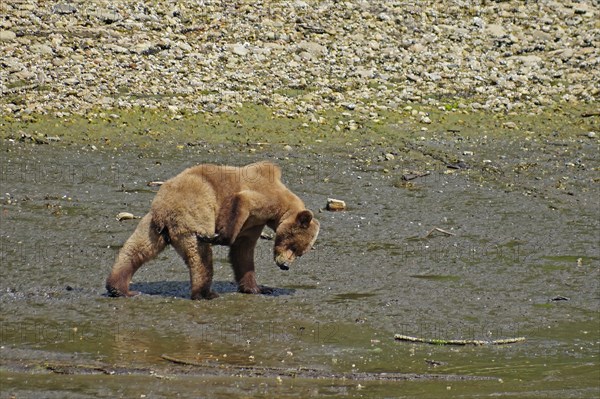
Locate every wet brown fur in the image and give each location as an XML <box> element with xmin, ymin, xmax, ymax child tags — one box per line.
<box><xmin>106</xmin><ymin>161</ymin><xmax>320</xmax><ymax>299</ymax></box>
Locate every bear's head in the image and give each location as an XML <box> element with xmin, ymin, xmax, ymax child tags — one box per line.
<box><xmin>274</xmin><ymin>210</ymin><xmax>320</xmax><ymax>270</ymax></box>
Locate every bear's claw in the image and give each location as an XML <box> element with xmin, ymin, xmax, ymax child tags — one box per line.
<box><xmin>196</xmin><ymin>232</ymin><xmax>221</xmax><ymax>244</ymax></box>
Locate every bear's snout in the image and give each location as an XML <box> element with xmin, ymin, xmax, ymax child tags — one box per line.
<box><xmin>274</xmin><ymin>249</ymin><xmax>295</xmax><ymax>270</ymax></box>
<box><xmin>278</xmin><ymin>262</ymin><xmax>290</xmax><ymax>271</ymax></box>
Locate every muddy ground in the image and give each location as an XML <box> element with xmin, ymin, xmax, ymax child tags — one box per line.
<box><xmin>0</xmin><ymin>105</ymin><xmax>598</xmax><ymax>398</ymax></box>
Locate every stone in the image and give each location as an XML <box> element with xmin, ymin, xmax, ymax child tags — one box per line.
<box><xmin>0</xmin><ymin>30</ymin><xmax>16</xmax><ymax>41</ymax></box>
<box><xmin>420</xmin><ymin>115</ymin><xmax>432</xmax><ymax>124</ymax></box>
<box><xmin>53</xmin><ymin>4</ymin><xmax>77</xmax><ymax>14</ymax></box>
<box><xmin>326</xmin><ymin>198</ymin><xmax>346</xmax><ymax>212</ymax></box>
<box><xmin>230</xmin><ymin>44</ymin><xmax>249</xmax><ymax>56</ymax></box>
<box><xmin>132</xmin><ymin>42</ymin><xmax>155</xmax><ymax>55</ymax></box>
<box><xmin>116</xmin><ymin>212</ymin><xmax>136</xmax><ymax>221</ymax></box>
<box><xmin>93</xmin><ymin>10</ymin><xmax>121</xmax><ymax>24</ymax></box>
<box><xmin>297</xmin><ymin>41</ymin><xmax>327</xmax><ymax>56</ymax></box>
<box><xmin>515</xmin><ymin>55</ymin><xmax>542</xmax><ymax>66</ymax></box>
<box><xmin>63</xmin><ymin>77</ymin><xmax>80</xmax><ymax>85</ymax></box>
<box><xmin>486</xmin><ymin>24</ymin><xmax>506</xmax><ymax>37</ymax></box>
<box><xmin>105</xmin><ymin>44</ymin><xmax>129</xmax><ymax>54</ymax></box>
<box><xmin>30</xmin><ymin>44</ymin><xmax>53</xmax><ymax>55</ymax></box>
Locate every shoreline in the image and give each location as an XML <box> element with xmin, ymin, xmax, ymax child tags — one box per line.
<box><xmin>2</xmin><ymin>0</ymin><xmax>598</xmax><ymax>120</ymax></box>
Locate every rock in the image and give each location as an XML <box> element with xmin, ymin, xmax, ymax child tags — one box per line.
<box><xmin>30</xmin><ymin>44</ymin><xmax>53</xmax><ymax>55</ymax></box>
<box><xmin>299</xmin><ymin>51</ymin><xmax>314</xmax><ymax>61</ymax></box>
<box><xmin>486</xmin><ymin>24</ymin><xmax>506</xmax><ymax>37</ymax></box>
<box><xmin>92</xmin><ymin>10</ymin><xmax>121</xmax><ymax>24</ymax></box>
<box><xmin>515</xmin><ymin>55</ymin><xmax>542</xmax><ymax>66</ymax></box>
<box><xmin>230</xmin><ymin>44</ymin><xmax>249</xmax><ymax>56</ymax></box>
<box><xmin>53</xmin><ymin>4</ymin><xmax>77</xmax><ymax>14</ymax></box>
<box><xmin>560</xmin><ymin>48</ymin><xmax>574</xmax><ymax>60</ymax></box>
<box><xmin>13</xmin><ymin>70</ymin><xmax>35</xmax><ymax>80</ymax></box>
<box><xmin>116</xmin><ymin>212</ymin><xmax>137</xmax><ymax>221</ymax></box>
<box><xmin>420</xmin><ymin>115</ymin><xmax>432</xmax><ymax>124</ymax></box>
<box><xmin>132</xmin><ymin>42</ymin><xmax>155</xmax><ymax>55</ymax></box>
<box><xmin>104</xmin><ymin>44</ymin><xmax>129</xmax><ymax>54</ymax></box>
<box><xmin>297</xmin><ymin>41</ymin><xmax>327</xmax><ymax>56</ymax></box>
<box><xmin>0</xmin><ymin>30</ymin><xmax>16</xmax><ymax>41</ymax></box>
<box><xmin>326</xmin><ymin>198</ymin><xmax>346</xmax><ymax>212</ymax></box>
<box><xmin>63</xmin><ymin>77</ymin><xmax>80</xmax><ymax>86</ymax></box>
<box><xmin>355</xmin><ymin>67</ymin><xmax>375</xmax><ymax>79</ymax></box>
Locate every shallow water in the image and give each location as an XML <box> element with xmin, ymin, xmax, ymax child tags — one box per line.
<box><xmin>1</xmin><ymin>111</ymin><xmax>599</xmax><ymax>398</ymax></box>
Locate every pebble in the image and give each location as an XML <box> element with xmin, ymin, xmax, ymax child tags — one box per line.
<box><xmin>30</xmin><ymin>44</ymin><xmax>53</xmax><ymax>55</ymax></box>
<box><xmin>230</xmin><ymin>44</ymin><xmax>249</xmax><ymax>56</ymax></box>
<box><xmin>0</xmin><ymin>30</ymin><xmax>16</xmax><ymax>41</ymax></box>
<box><xmin>0</xmin><ymin>0</ymin><xmax>597</xmax><ymax>117</ymax></box>
<box><xmin>53</xmin><ymin>4</ymin><xmax>77</xmax><ymax>14</ymax></box>
<box><xmin>326</xmin><ymin>198</ymin><xmax>346</xmax><ymax>212</ymax></box>
<box><xmin>116</xmin><ymin>212</ymin><xmax>136</xmax><ymax>221</ymax></box>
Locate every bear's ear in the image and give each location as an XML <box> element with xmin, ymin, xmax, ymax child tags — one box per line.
<box><xmin>296</xmin><ymin>210</ymin><xmax>313</xmax><ymax>228</ymax></box>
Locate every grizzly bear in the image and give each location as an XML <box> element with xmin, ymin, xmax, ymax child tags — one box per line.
<box><xmin>106</xmin><ymin>161</ymin><xmax>320</xmax><ymax>300</ymax></box>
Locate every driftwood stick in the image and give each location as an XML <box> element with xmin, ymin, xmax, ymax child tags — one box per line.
<box><xmin>424</xmin><ymin>227</ymin><xmax>456</xmax><ymax>238</ymax></box>
<box><xmin>581</xmin><ymin>110</ymin><xmax>600</xmax><ymax>117</ymax></box>
<box><xmin>402</xmin><ymin>172</ymin><xmax>431</xmax><ymax>181</ymax></box>
<box><xmin>160</xmin><ymin>354</ymin><xmax>314</xmax><ymax>373</ymax></box>
<box><xmin>394</xmin><ymin>334</ymin><xmax>525</xmax><ymax>346</ymax></box>
<box><xmin>161</xmin><ymin>354</ymin><xmax>204</xmax><ymax>367</ymax></box>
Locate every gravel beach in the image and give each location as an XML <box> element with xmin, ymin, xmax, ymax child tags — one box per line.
<box><xmin>1</xmin><ymin>0</ymin><xmax>598</xmax><ymax>118</ymax></box>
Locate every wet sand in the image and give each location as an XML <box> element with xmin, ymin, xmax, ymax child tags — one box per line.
<box><xmin>1</xmin><ymin>106</ymin><xmax>599</xmax><ymax>398</ymax></box>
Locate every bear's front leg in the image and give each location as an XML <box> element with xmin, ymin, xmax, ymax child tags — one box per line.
<box><xmin>229</xmin><ymin>225</ymin><xmax>269</xmax><ymax>294</ymax></box>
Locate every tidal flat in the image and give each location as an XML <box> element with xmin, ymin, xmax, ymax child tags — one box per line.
<box><xmin>1</xmin><ymin>104</ymin><xmax>598</xmax><ymax>398</ymax></box>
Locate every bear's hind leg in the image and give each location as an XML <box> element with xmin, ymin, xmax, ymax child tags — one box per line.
<box><xmin>106</xmin><ymin>213</ymin><xmax>168</xmax><ymax>297</ymax></box>
<box><xmin>171</xmin><ymin>235</ymin><xmax>218</xmax><ymax>300</ymax></box>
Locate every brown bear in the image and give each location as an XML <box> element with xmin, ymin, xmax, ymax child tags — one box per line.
<box><xmin>106</xmin><ymin>161</ymin><xmax>320</xmax><ymax>300</ymax></box>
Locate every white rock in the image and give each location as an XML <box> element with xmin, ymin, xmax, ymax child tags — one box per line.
<box><xmin>298</xmin><ymin>41</ymin><xmax>327</xmax><ymax>56</ymax></box>
<box><xmin>231</xmin><ymin>44</ymin><xmax>249</xmax><ymax>56</ymax></box>
<box><xmin>0</xmin><ymin>30</ymin><xmax>16</xmax><ymax>41</ymax></box>
<box><xmin>486</xmin><ymin>24</ymin><xmax>506</xmax><ymax>37</ymax></box>
<box><xmin>30</xmin><ymin>44</ymin><xmax>53</xmax><ymax>55</ymax></box>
